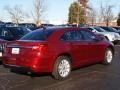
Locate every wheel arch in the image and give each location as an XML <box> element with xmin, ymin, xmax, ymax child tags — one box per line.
<box><xmin>52</xmin><ymin>52</ymin><xmax>73</xmax><ymax>69</ymax></box>
<box><xmin>56</xmin><ymin>53</ymin><xmax>72</xmax><ymax>62</ymax></box>
<box><xmin>52</xmin><ymin>53</ymin><xmax>72</xmax><ymax>79</ymax></box>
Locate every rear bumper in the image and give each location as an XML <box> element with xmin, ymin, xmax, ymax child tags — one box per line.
<box><xmin>3</xmin><ymin>55</ymin><xmax>54</xmax><ymax>73</ymax></box>
<box><xmin>3</xmin><ymin>64</ymin><xmax>40</xmax><ymax>73</ymax></box>
<box><xmin>3</xmin><ymin>62</ymin><xmax>52</xmax><ymax>73</ymax></box>
<box><xmin>4</xmin><ymin>64</ymin><xmax>34</xmax><ymax>73</ymax></box>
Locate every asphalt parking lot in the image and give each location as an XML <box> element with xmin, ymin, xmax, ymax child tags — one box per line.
<box><xmin>0</xmin><ymin>45</ymin><xmax>120</xmax><ymax>90</ymax></box>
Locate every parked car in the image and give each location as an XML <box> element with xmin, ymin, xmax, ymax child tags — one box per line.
<box><xmin>0</xmin><ymin>26</ymin><xmax>31</xmax><ymax>60</ymax></box>
<box><xmin>18</xmin><ymin>23</ymin><xmax>37</xmax><ymax>30</ymax></box>
<box><xmin>0</xmin><ymin>39</ymin><xmax>7</xmax><ymax>60</ymax></box>
<box><xmin>0</xmin><ymin>26</ymin><xmax>31</xmax><ymax>40</ymax></box>
<box><xmin>0</xmin><ymin>21</ymin><xmax>4</xmax><ymax>24</ymax></box>
<box><xmin>41</xmin><ymin>24</ymin><xmax>54</xmax><ymax>27</ymax></box>
<box><xmin>100</xmin><ymin>26</ymin><xmax>120</xmax><ymax>35</ymax></box>
<box><xmin>4</xmin><ymin>22</ymin><xmax>18</xmax><ymax>27</ymax></box>
<box><xmin>3</xmin><ymin>27</ymin><xmax>114</xmax><ymax>80</ymax></box>
<box><xmin>86</xmin><ymin>26</ymin><xmax>120</xmax><ymax>44</ymax></box>
<box><xmin>113</xmin><ymin>27</ymin><xmax>120</xmax><ymax>31</ymax></box>
<box><xmin>0</xmin><ymin>21</ymin><xmax>5</xmax><ymax>27</ymax></box>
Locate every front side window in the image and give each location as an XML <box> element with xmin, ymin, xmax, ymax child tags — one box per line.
<box><xmin>80</xmin><ymin>30</ymin><xmax>96</xmax><ymax>41</ymax></box>
<box><xmin>61</xmin><ymin>30</ymin><xmax>82</xmax><ymax>41</ymax></box>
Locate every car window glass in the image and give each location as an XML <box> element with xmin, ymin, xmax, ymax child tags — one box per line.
<box><xmin>94</xmin><ymin>27</ymin><xmax>104</xmax><ymax>32</ymax></box>
<box><xmin>61</xmin><ymin>30</ymin><xmax>82</xmax><ymax>41</ymax></box>
<box><xmin>20</xmin><ymin>29</ymin><xmax>54</xmax><ymax>41</ymax></box>
<box><xmin>81</xmin><ymin>30</ymin><xmax>95</xmax><ymax>41</ymax></box>
<box><xmin>1</xmin><ymin>28</ymin><xmax>12</xmax><ymax>37</ymax></box>
<box><xmin>101</xmin><ymin>27</ymin><xmax>116</xmax><ymax>32</ymax></box>
<box><xmin>87</xmin><ymin>28</ymin><xmax>93</xmax><ymax>31</ymax></box>
<box><xmin>10</xmin><ymin>27</ymin><xmax>30</xmax><ymax>38</ymax></box>
<box><xmin>0</xmin><ymin>28</ymin><xmax>6</xmax><ymax>36</ymax></box>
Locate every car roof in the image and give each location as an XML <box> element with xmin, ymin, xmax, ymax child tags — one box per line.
<box><xmin>0</xmin><ymin>26</ymin><xmax>26</xmax><ymax>29</ymax></box>
<box><xmin>35</xmin><ymin>26</ymin><xmax>90</xmax><ymax>33</ymax></box>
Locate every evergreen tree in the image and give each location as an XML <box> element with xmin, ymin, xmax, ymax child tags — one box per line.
<box><xmin>68</xmin><ymin>2</ymin><xmax>85</xmax><ymax>25</ymax></box>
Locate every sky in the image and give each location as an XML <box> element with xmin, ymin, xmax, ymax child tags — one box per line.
<box><xmin>0</xmin><ymin>0</ymin><xmax>120</xmax><ymax>24</ymax></box>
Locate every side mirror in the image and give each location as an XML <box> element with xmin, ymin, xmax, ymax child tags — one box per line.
<box><xmin>93</xmin><ymin>36</ymin><xmax>104</xmax><ymax>41</ymax></box>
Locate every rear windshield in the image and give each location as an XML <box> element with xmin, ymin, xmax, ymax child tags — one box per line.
<box><xmin>20</xmin><ymin>29</ymin><xmax>54</xmax><ymax>41</ymax></box>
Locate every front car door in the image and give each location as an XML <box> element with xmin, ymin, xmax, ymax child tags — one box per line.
<box><xmin>80</xmin><ymin>29</ymin><xmax>105</xmax><ymax>63</ymax></box>
<box><xmin>61</xmin><ymin>30</ymin><xmax>91</xmax><ymax>67</ymax></box>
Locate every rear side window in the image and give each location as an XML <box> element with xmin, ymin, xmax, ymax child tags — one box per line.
<box><xmin>20</xmin><ymin>29</ymin><xmax>54</xmax><ymax>41</ymax></box>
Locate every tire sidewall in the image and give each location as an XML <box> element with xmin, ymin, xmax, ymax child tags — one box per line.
<box><xmin>103</xmin><ymin>48</ymin><xmax>113</xmax><ymax>65</ymax></box>
<box><xmin>52</xmin><ymin>56</ymin><xmax>71</xmax><ymax>80</ymax></box>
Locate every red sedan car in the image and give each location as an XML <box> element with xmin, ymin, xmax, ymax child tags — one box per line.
<box><xmin>3</xmin><ymin>27</ymin><xmax>114</xmax><ymax>80</ymax></box>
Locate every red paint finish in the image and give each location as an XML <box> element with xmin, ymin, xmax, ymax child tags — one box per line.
<box><xmin>3</xmin><ymin>27</ymin><xmax>114</xmax><ymax>73</ymax></box>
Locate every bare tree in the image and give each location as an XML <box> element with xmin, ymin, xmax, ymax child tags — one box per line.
<box><xmin>4</xmin><ymin>5</ymin><xmax>26</xmax><ymax>24</ymax></box>
<box><xmin>100</xmin><ymin>4</ymin><xmax>114</xmax><ymax>26</ymax></box>
<box><xmin>32</xmin><ymin>0</ymin><xmax>45</xmax><ymax>26</ymax></box>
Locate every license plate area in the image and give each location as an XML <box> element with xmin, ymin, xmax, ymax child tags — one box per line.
<box><xmin>12</xmin><ymin>48</ymin><xmax>20</xmax><ymax>54</ymax></box>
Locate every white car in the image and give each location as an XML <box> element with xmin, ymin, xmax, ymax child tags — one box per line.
<box><xmin>87</xmin><ymin>27</ymin><xmax>120</xmax><ymax>44</ymax></box>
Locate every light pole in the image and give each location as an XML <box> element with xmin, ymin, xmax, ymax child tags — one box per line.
<box><xmin>77</xmin><ymin>0</ymin><xmax>80</xmax><ymax>27</ymax></box>
<box><xmin>77</xmin><ymin>0</ymin><xmax>83</xmax><ymax>27</ymax></box>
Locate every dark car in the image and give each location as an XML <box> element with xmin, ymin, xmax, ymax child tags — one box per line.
<box><xmin>113</xmin><ymin>27</ymin><xmax>120</xmax><ymax>31</ymax></box>
<box><xmin>3</xmin><ymin>27</ymin><xmax>114</xmax><ymax>80</ymax></box>
<box><xmin>18</xmin><ymin>23</ymin><xmax>37</xmax><ymax>30</ymax></box>
<box><xmin>41</xmin><ymin>24</ymin><xmax>54</xmax><ymax>27</ymax></box>
<box><xmin>0</xmin><ymin>26</ymin><xmax>31</xmax><ymax>60</ymax></box>
<box><xmin>100</xmin><ymin>26</ymin><xmax>120</xmax><ymax>35</ymax></box>
<box><xmin>0</xmin><ymin>27</ymin><xmax>31</xmax><ymax>40</ymax></box>
<box><xmin>0</xmin><ymin>39</ymin><xmax>7</xmax><ymax>60</ymax></box>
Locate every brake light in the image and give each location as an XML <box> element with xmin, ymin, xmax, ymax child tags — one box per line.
<box><xmin>32</xmin><ymin>46</ymin><xmax>40</xmax><ymax>50</ymax></box>
<box><xmin>32</xmin><ymin>44</ymin><xmax>47</xmax><ymax>56</ymax></box>
<box><xmin>32</xmin><ymin>44</ymin><xmax>47</xmax><ymax>51</ymax></box>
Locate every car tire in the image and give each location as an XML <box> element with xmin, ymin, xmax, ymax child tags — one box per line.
<box><xmin>102</xmin><ymin>48</ymin><xmax>113</xmax><ymax>65</ymax></box>
<box><xmin>52</xmin><ymin>56</ymin><xmax>71</xmax><ymax>80</ymax></box>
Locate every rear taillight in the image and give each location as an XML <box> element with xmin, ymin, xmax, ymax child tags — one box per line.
<box><xmin>32</xmin><ymin>44</ymin><xmax>47</xmax><ymax>55</ymax></box>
